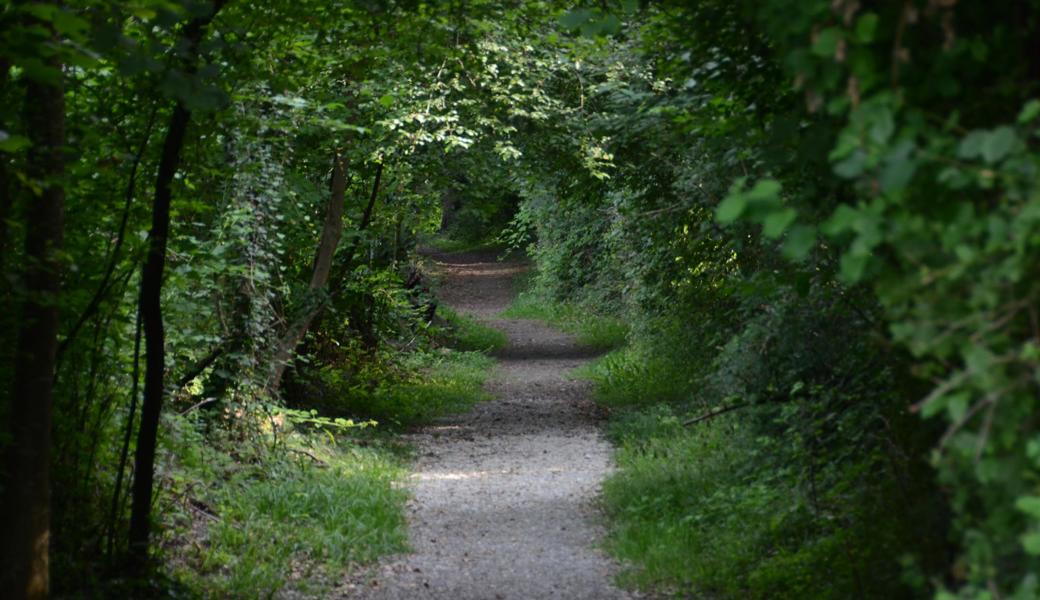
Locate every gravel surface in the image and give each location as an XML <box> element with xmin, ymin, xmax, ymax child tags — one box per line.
<box><xmin>340</xmin><ymin>250</ymin><xmax>633</xmax><ymax>600</ymax></box>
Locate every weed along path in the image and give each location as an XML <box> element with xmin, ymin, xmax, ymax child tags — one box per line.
<box><xmin>346</xmin><ymin>250</ymin><xmax>633</xmax><ymax>600</ymax></box>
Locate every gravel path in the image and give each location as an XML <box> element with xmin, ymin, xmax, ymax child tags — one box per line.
<box><xmin>344</xmin><ymin>250</ymin><xmax>632</xmax><ymax>600</ymax></box>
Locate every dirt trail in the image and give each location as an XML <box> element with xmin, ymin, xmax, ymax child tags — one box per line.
<box><xmin>345</xmin><ymin>250</ymin><xmax>632</xmax><ymax>599</ymax></box>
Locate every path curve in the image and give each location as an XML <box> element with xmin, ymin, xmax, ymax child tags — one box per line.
<box><xmin>345</xmin><ymin>250</ymin><xmax>632</xmax><ymax>600</ymax></box>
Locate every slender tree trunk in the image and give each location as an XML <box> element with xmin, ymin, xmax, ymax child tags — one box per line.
<box><xmin>127</xmin><ymin>102</ymin><xmax>189</xmax><ymax>569</ymax></box>
<box><xmin>268</xmin><ymin>155</ymin><xmax>348</xmax><ymax>391</ymax></box>
<box><xmin>0</xmin><ymin>45</ymin><xmax>65</xmax><ymax>600</ymax></box>
<box><xmin>127</xmin><ymin>0</ymin><xmax>226</xmax><ymax>569</ymax></box>
<box><xmin>0</xmin><ymin>57</ymin><xmax>12</xmax><ymax>273</ymax></box>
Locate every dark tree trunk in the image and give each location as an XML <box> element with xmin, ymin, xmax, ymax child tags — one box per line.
<box><xmin>347</xmin><ymin>163</ymin><xmax>384</xmax><ymax>349</ymax></box>
<box><xmin>127</xmin><ymin>0</ymin><xmax>226</xmax><ymax>569</ymax></box>
<box><xmin>439</xmin><ymin>185</ymin><xmax>461</xmax><ymax>231</ymax></box>
<box><xmin>127</xmin><ymin>102</ymin><xmax>189</xmax><ymax>569</ymax></box>
<box><xmin>0</xmin><ymin>57</ymin><xmax>12</xmax><ymax>273</ymax></box>
<box><xmin>0</xmin><ymin>46</ymin><xmax>65</xmax><ymax>600</ymax></box>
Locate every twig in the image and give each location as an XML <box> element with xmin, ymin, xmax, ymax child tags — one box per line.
<box><xmin>288</xmin><ymin>448</ymin><xmax>329</xmax><ymax>468</ymax></box>
<box><xmin>683</xmin><ymin>403</ymin><xmax>749</xmax><ymax>426</ymax></box>
<box><xmin>179</xmin><ymin>397</ymin><xmax>218</xmax><ymax>415</ymax></box>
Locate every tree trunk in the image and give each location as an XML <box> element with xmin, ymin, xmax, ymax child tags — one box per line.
<box><xmin>0</xmin><ymin>57</ymin><xmax>12</xmax><ymax>273</ymax></box>
<box><xmin>127</xmin><ymin>102</ymin><xmax>188</xmax><ymax>570</ymax></box>
<box><xmin>268</xmin><ymin>154</ymin><xmax>348</xmax><ymax>391</ymax></box>
<box><xmin>1</xmin><ymin>45</ymin><xmax>65</xmax><ymax>600</ymax></box>
<box><xmin>127</xmin><ymin>0</ymin><xmax>225</xmax><ymax>569</ymax></box>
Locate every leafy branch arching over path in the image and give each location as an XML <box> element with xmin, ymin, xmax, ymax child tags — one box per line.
<box><xmin>346</xmin><ymin>250</ymin><xmax>632</xmax><ymax>600</ymax></box>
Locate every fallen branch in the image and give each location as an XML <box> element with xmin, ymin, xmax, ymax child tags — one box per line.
<box><xmin>287</xmin><ymin>448</ymin><xmax>329</xmax><ymax>468</ymax></box>
<box><xmin>683</xmin><ymin>403</ymin><xmax>750</xmax><ymax>426</ymax></box>
<box><xmin>175</xmin><ymin>340</ymin><xmax>230</xmax><ymax>389</ymax></box>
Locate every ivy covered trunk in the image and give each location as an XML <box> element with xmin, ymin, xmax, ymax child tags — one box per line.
<box><xmin>268</xmin><ymin>154</ymin><xmax>349</xmax><ymax>392</ymax></box>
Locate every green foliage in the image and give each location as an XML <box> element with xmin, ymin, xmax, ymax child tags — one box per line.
<box><xmin>483</xmin><ymin>1</ymin><xmax>1040</xmax><ymax>597</ymax></box>
<box><xmin>422</xmin><ymin>235</ymin><xmax>507</xmax><ymax>255</ymax></box>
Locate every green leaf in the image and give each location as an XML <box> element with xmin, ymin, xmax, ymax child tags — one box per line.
<box><xmin>981</xmin><ymin>126</ymin><xmax>1016</xmax><ymax>163</ymax></box>
<box><xmin>762</xmin><ymin>208</ymin><xmax>797</xmax><ymax>239</ymax></box>
<box><xmin>822</xmin><ymin>204</ymin><xmax>859</xmax><ymax>236</ymax></box>
<box><xmin>946</xmin><ymin>393</ymin><xmax>969</xmax><ymax>421</ymax></box>
<box><xmin>1018</xmin><ymin>99</ymin><xmax>1040</xmax><ymax>123</ymax></box>
<box><xmin>812</xmin><ymin>28</ymin><xmax>842</xmax><ymax>58</ymax></box>
<box><xmin>716</xmin><ymin>194</ymin><xmax>747</xmax><ymax>224</ymax></box>
<box><xmin>963</xmin><ymin>345</ymin><xmax>994</xmax><ymax>373</ymax></box>
<box><xmin>1023</xmin><ymin>532</ymin><xmax>1040</xmax><ymax>556</ymax></box>
<box><xmin>378</xmin><ymin>94</ymin><xmax>395</xmax><ymax>109</ymax></box>
<box><xmin>0</xmin><ymin>131</ymin><xmax>30</xmax><ymax>153</ymax></box>
<box><xmin>919</xmin><ymin>392</ymin><xmax>950</xmax><ymax>419</ymax></box>
<box><xmin>17</xmin><ymin>57</ymin><xmax>62</xmax><ymax>85</ymax></box>
<box><xmin>584</xmin><ymin>14</ymin><xmax>622</xmax><ymax>36</ymax></box>
<box><xmin>880</xmin><ymin>156</ymin><xmax>917</xmax><ymax>194</ymax></box>
<box><xmin>558</xmin><ymin>8</ymin><xmax>592</xmax><ymax>30</ymax></box>
<box><xmin>854</xmin><ymin>13</ymin><xmax>879</xmax><ymax>43</ymax></box>
<box><xmin>868</xmin><ymin>107</ymin><xmax>895</xmax><ymax>145</ymax></box>
<box><xmin>834</xmin><ymin>150</ymin><xmax>867</xmax><ymax>178</ymax></box>
<box><xmin>745</xmin><ymin>178</ymin><xmax>781</xmax><ymax>202</ymax></box>
<box><xmin>957</xmin><ymin>130</ymin><xmax>987</xmax><ymax>160</ymax></box>
<box><xmin>839</xmin><ymin>251</ymin><xmax>870</xmax><ymax>283</ymax></box>
<box><xmin>1016</xmin><ymin>496</ymin><xmax>1040</xmax><ymax>518</ymax></box>
<box><xmin>51</xmin><ymin>9</ymin><xmax>89</xmax><ymax>36</ymax></box>
<box><xmin>782</xmin><ymin>225</ymin><xmax>817</xmax><ymax>260</ymax></box>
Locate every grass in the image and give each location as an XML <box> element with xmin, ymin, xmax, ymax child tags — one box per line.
<box><xmin>501</xmin><ymin>289</ymin><xmax>627</xmax><ymax>350</ymax></box>
<box><xmin>577</xmin><ymin>340</ymin><xmax>912</xmax><ymax>599</ymax></box>
<box><xmin>598</xmin><ymin>405</ymin><xmax>789</xmax><ymax>596</ymax></box>
<box><xmin>164</xmin><ymin>429</ymin><xmax>409</xmax><ymax>598</ymax></box>
<box><xmin>159</xmin><ymin>335</ymin><xmax>498</xmax><ymax>597</ymax></box>
<box><xmin>438</xmin><ymin>305</ymin><xmax>508</xmax><ymax>353</ymax></box>
<box><xmin>570</xmin><ymin>345</ymin><xmax>693</xmax><ymax>408</ymax></box>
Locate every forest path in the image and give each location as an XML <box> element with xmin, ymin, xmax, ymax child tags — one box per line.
<box><xmin>344</xmin><ymin>249</ymin><xmax>632</xmax><ymax>599</ymax></box>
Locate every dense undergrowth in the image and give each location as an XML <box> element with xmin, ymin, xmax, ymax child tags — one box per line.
<box><xmin>100</xmin><ymin>311</ymin><xmax>499</xmax><ymax>598</ymax></box>
<box><xmin>162</xmin><ymin>313</ymin><xmax>499</xmax><ymax>597</ymax></box>
<box><xmin>513</xmin><ymin>274</ymin><xmax>946</xmax><ymax>598</ymax></box>
<box><xmin>483</xmin><ymin>2</ymin><xmax>1040</xmax><ymax>596</ymax></box>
